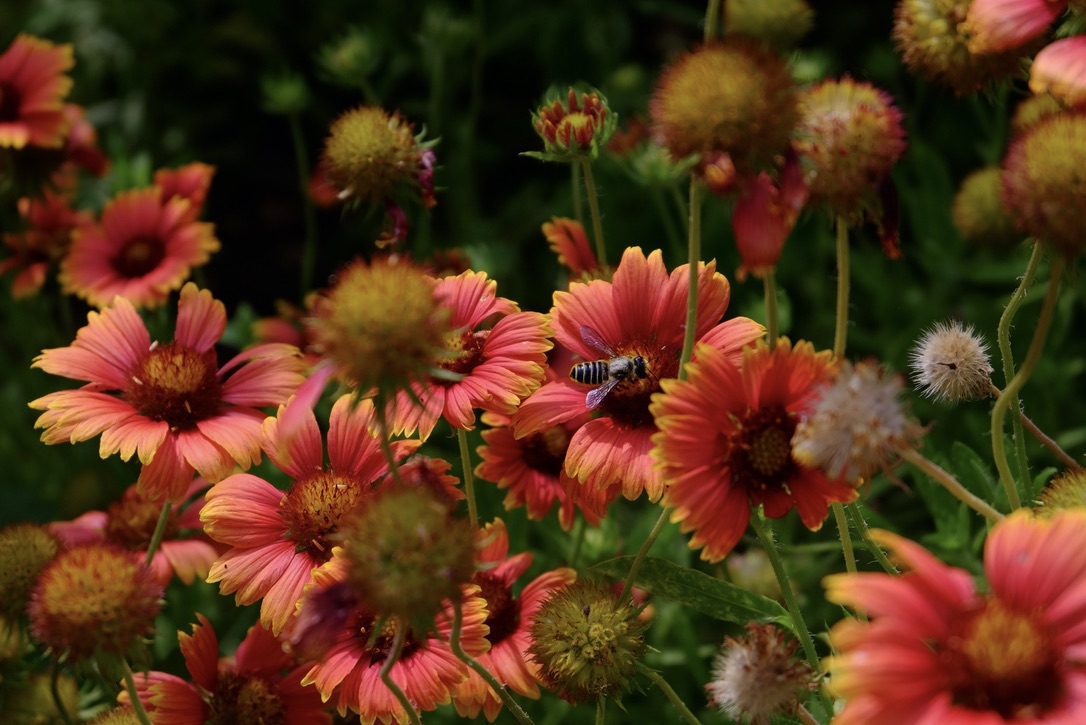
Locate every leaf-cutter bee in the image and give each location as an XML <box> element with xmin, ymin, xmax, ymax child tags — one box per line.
<box><xmin>568</xmin><ymin>325</ymin><xmax>651</xmax><ymax>410</ymax></box>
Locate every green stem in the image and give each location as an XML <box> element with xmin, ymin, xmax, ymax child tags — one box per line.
<box><xmin>50</xmin><ymin>664</ymin><xmax>74</xmax><ymax>725</ymax></box>
<box><xmin>572</xmin><ymin>163</ymin><xmax>584</xmax><ymax>226</ymax></box>
<box><xmin>375</xmin><ymin>401</ymin><xmax>406</xmax><ymax>487</ymax></box>
<box><xmin>748</xmin><ymin>511</ymin><xmax>832</xmax><ymax>714</ymax></box>
<box><xmin>831</xmin><ymin>503</ymin><xmax>856</xmax><ymax>575</ymax></box>
<box><xmin>637</xmin><ymin>663</ymin><xmax>702</xmax><ymax>725</ymax></box>
<box><xmin>650</xmin><ymin>188</ymin><xmax>684</xmax><ymax>263</ymax></box>
<box><xmin>992</xmin><ymin>255</ymin><xmax>1064</xmax><ymax>508</ymax></box>
<box><xmin>380</xmin><ymin>622</ymin><xmax>423</xmax><ymax>725</ymax></box>
<box><xmin>996</xmin><ymin>241</ymin><xmax>1044</xmax><ymax>502</ymax></box>
<box><xmin>457</xmin><ymin>427</ymin><xmax>478</xmax><ymax>528</ymax></box>
<box><xmin>844</xmin><ymin>502</ymin><xmax>898</xmax><ymax>575</ymax></box>
<box><xmin>621</xmin><ymin>507</ymin><xmax>670</xmax><ymax>602</ymax></box>
<box><xmin>580</xmin><ymin>159</ymin><xmax>607</xmax><ymax>266</ymax></box>
<box><xmin>703</xmin><ymin>0</ymin><xmax>721</xmax><ymax>40</ymax></box>
<box><xmin>288</xmin><ymin>113</ymin><xmax>318</xmax><ymax>298</ymax></box>
<box><xmin>144</xmin><ymin>501</ymin><xmax>172</xmax><ymax>568</ymax></box>
<box><xmin>832</xmin><ymin>215</ymin><xmax>850</xmax><ymax>358</ymax></box>
<box><xmin>596</xmin><ymin>697</ymin><xmax>607</xmax><ymax>725</ymax></box>
<box><xmin>989</xmin><ymin>381</ymin><xmax>1081</xmax><ymax>471</ymax></box>
<box><xmin>763</xmin><ymin>268</ymin><xmax>780</xmax><ymax>349</ymax></box>
<box><xmin>450</xmin><ymin>599</ymin><xmax>534</xmax><ymax>725</ymax></box>
<box><xmin>900</xmin><ymin>448</ymin><xmax>1004</xmax><ymax>523</ymax></box>
<box><xmin>568</xmin><ymin>514</ymin><xmax>587</xmax><ymax>568</ymax></box>
<box><xmin>121</xmin><ymin>658</ymin><xmax>154</xmax><ymax>725</ymax></box>
<box><xmin>623</xmin><ymin>178</ymin><xmax>704</xmax><ymax>598</ymax></box>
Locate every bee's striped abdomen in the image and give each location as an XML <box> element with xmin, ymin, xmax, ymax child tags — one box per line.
<box><xmin>570</xmin><ymin>360</ymin><xmax>609</xmax><ymax>385</ymax></box>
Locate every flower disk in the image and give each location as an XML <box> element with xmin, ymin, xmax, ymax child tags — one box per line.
<box><xmin>309</xmin><ymin>255</ymin><xmax>451</xmax><ymax>396</ymax></box>
<box><xmin>322</xmin><ymin>105</ymin><xmax>422</xmax><ymax>206</ymax></box>
<box><xmin>28</xmin><ymin>544</ymin><xmax>163</xmax><ymax>662</ymax></box>
<box><xmin>794</xmin><ymin>78</ymin><xmax>905</xmax><ymax>220</ymax></box>
<box><xmin>0</xmin><ymin>523</ymin><xmax>59</xmax><ymax>621</ymax></box>
<box><xmin>527</xmin><ymin>580</ymin><xmax>646</xmax><ymax>704</ymax></box>
<box><xmin>650</xmin><ymin>39</ymin><xmax>797</xmax><ymax>171</ymax></box>
<box><xmin>1002</xmin><ymin>111</ymin><xmax>1086</xmax><ymax>257</ymax></box>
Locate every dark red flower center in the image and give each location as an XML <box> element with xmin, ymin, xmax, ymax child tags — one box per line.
<box><xmin>354</xmin><ymin>613</ymin><xmax>421</xmax><ymax>663</ymax></box>
<box><xmin>438</xmin><ymin>328</ymin><xmax>488</xmax><ymax>380</ymax></box>
<box><xmin>111</xmin><ymin>234</ymin><xmax>166</xmax><ymax>278</ymax></box>
<box><xmin>105</xmin><ymin>494</ymin><xmax>179</xmax><ymax>550</ymax></box>
<box><xmin>475</xmin><ymin>572</ymin><xmax>519</xmax><ymax>645</ymax></box>
<box><xmin>208</xmin><ymin>672</ymin><xmax>285</xmax><ymax>725</ymax></box>
<box><xmin>521</xmin><ymin>426</ymin><xmax>571</xmax><ymax>477</ymax></box>
<box><xmin>123</xmin><ymin>342</ymin><xmax>223</xmax><ymax>429</ymax></box>
<box><xmin>729</xmin><ymin>405</ymin><xmax>799</xmax><ymax>495</ymax></box>
<box><xmin>0</xmin><ymin>83</ymin><xmax>21</xmax><ymax>123</ymax></box>
<box><xmin>281</xmin><ymin>471</ymin><xmax>368</xmax><ymax>560</ymax></box>
<box><xmin>941</xmin><ymin>597</ymin><xmax>1063</xmax><ymax>719</ymax></box>
<box><xmin>596</xmin><ymin>342</ymin><xmax>679</xmax><ymax>429</ymax></box>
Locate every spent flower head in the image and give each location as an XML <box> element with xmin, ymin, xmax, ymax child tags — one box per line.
<box><xmin>705</xmin><ymin>623</ymin><xmax>816</xmax><ymax>724</ymax></box>
<box><xmin>793</xmin><ymin>360</ymin><xmax>925</xmax><ymax>485</ymax></box>
<box><xmin>1002</xmin><ymin>110</ymin><xmax>1086</xmax><ymax>257</ymax></box>
<box><xmin>528</xmin><ymin>87</ymin><xmax>617</xmax><ymax>163</ymax></box>
<box><xmin>28</xmin><ymin>544</ymin><xmax>162</xmax><ymax>663</ymax></box>
<box><xmin>341</xmin><ymin>484</ymin><xmax>477</xmax><ymax>630</ymax></box>
<box><xmin>952</xmin><ymin>166</ymin><xmax>1021</xmax><ymax>250</ymax></box>
<box><xmin>0</xmin><ymin>523</ymin><xmax>59</xmax><ymax>621</ymax></box>
<box><xmin>528</xmin><ymin>580</ymin><xmax>647</xmax><ymax>704</ymax></box>
<box><xmin>909</xmin><ymin>320</ymin><xmax>994</xmax><ymax>402</ymax></box>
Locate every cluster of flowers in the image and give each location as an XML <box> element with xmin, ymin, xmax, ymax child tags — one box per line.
<box><xmin>4</xmin><ymin>0</ymin><xmax>1086</xmax><ymax>722</ymax></box>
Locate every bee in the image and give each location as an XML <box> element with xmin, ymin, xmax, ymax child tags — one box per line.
<box><xmin>569</xmin><ymin>325</ymin><xmax>651</xmax><ymax>410</ymax></box>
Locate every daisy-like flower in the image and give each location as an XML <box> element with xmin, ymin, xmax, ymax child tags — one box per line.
<box><xmin>385</xmin><ymin>270</ymin><xmax>552</xmax><ymax>441</ymax></box>
<box><xmin>650</xmin><ymin>338</ymin><xmax>858</xmax><ymax>562</ymax></box>
<box><xmin>60</xmin><ymin>187</ymin><xmax>221</xmax><ymax>309</ymax></box>
<box><xmin>154</xmin><ymin>162</ymin><xmax>216</xmax><ymax>220</ymax></box>
<box><xmin>49</xmin><ymin>480</ymin><xmax>217</xmax><ymax>587</ymax></box>
<box><xmin>514</xmin><ymin>246</ymin><xmax>765</xmax><ymax>502</ymax></box>
<box><xmin>292</xmin><ymin>555</ymin><xmax>490</xmax><ymax>723</ymax></box>
<box><xmin>201</xmin><ymin>395</ymin><xmax>420</xmax><ymax>635</ymax></box>
<box><xmin>453</xmin><ymin>519</ymin><xmax>576</xmax><ymax>721</ymax></box>
<box><xmin>128</xmin><ymin>614</ymin><xmax>329</xmax><ymax>725</ymax></box>
<box><xmin>0</xmin><ymin>34</ymin><xmax>74</xmax><ymax>150</ymax></box>
<box><xmin>0</xmin><ymin>190</ymin><xmax>93</xmax><ymax>299</ymax></box>
<box><xmin>825</xmin><ymin>510</ymin><xmax>1086</xmax><ymax>724</ymax></box>
<box><xmin>30</xmin><ymin>283</ymin><xmax>305</xmax><ymax>502</ymax></box>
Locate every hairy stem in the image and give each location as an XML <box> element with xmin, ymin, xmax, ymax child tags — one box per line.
<box><xmin>457</xmin><ymin>427</ymin><xmax>478</xmax><ymax>528</ymax></box>
<box><xmin>450</xmin><ymin>599</ymin><xmax>535</xmax><ymax>725</ymax></box>
<box><xmin>988</xmin><ymin>382</ymin><xmax>1081</xmax><ymax>471</ymax></box>
<box><xmin>120</xmin><ymin>658</ymin><xmax>154</xmax><ymax>725</ymax></box>
<box><xmin>144</xmin><ymin>501</ymin><xmax>172</xmax><ymax>568</ymax></box>
<box><xmin>900</xmin><ymin>448</ymin><xmax>1004</xmax><ymax>523</ymax></box>
<box><xmin>832</xmin><ymin>215</ymin><xmax>850</xmax><ymax>358</ymax></box>
<box><xmin>637</xmin><ymin>663</ymin><xmax>702</xmax><ymax>725</ymax></box>
<box><xmin>763</xmin><ymin>268</ymin><xmax>780</xmax><ymax>349</ymax></box>
<box><xmin>580</xmin><ymin>159</ymin><xmax>607</xmax><ymax>266</ymax></box>
<box><xmin>380</xmin><ymin>622</ymin><xmax>423</xmax><ymax>725</ymax></box>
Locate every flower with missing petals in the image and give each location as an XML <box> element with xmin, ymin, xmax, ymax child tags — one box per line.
<box><xmin>908</xmin><ymin>320</ymin><xmax>994</xmax><ymax>402</ymax></box>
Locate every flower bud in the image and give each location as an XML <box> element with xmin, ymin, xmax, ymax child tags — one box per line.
<box><xmin>528</xmin><ymin>87</ymin><xmax>617</xmax><ymax>163</ymax></box>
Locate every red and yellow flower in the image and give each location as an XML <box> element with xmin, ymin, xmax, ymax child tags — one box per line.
<box><xmin>514</xmin><ymin>246</ymin><xmax>764</xmax><ymax>502</ymax></box>
<box><xmin>650</xmin><ymin>338</ymin><xmax>858</xmax><ymax>561</ymax></box>
<box><xmin>0</xmin><ymin>34</ymin><xmax>74</xmax><ymax>150</ymax></box>
<box><xmin>60</xmin><ymin>187</ymin><xmax>220</xmax><ymax>309</ymax></box>
<box><xmin>30</xmin><ymin>283</ymin><xmax>305</xmax><ymax>501</ymax></box>
<box><xmin>825</xmin><ymin>510</ymin><xmax>1086</xmax><ymax>724</ymax></box>
<box><xmin>0</xmin><ymin>190</ymin><xmax>92</xmax><ymax>298</ymax></box>
<box><xmin>128</xmin><ymin>614</ymin><xmax>328</xmax><ymax>725</ymax></box>
<box><xmin>201</xmin><ymin>395</ymin><xmax>420</xmax><ymax>635</ymax></box>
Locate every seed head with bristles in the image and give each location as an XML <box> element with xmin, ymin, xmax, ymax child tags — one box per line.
<box><xmin>908</xmin><ymin>320</ymin><xmax>994</xmax><ymax>403</ymax></box>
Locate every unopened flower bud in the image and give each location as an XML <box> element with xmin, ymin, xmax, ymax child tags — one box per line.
<box><xmin>528</xmin><ymin>87</ymin><xmax>617</xmax><ymax>163</ymax></box>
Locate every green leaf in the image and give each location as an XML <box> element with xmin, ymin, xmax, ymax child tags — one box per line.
<box><xmin>589</xmin><ymin>556</ymin><xmax>795</xmax><ymax>635</ymax></box>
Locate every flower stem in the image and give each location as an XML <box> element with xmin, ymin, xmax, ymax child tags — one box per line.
<box><xmin>50</xmin><ymin>664</ymin><xmax>74</xmax><ymax>725</ymax></box>
<box><xmin>580</xmin><ymin>159</ymin><xmax>607</xmax><ymax>266</ymax></box>
<box><xmin>899</xmin><ymin>448</ymin><xmax>1004</xmax><ymax>523</ymax></box>
<box><xmin>844</xmin><ymin>502</ymin><xmax>898</xmax><ymax>575</ymax></box>
<box><xmin>120</xmin><ymin>658</ymin><xmax>154</xmax><ymax>725</ymax></box>
<box><xmin>636</xmin><ymin>663</ymin><xmax>702</xmax><ymax>725</ymax></box>
<box><xmin>568</xmin><ymin>514</ymin><xmax>587</xmax><ymax>567</ymax></box>
<box><xmin>456</xmin><ymin>427</ymin><xmax>479</xmax><ymax>528</ymax></box>
<box><xmin>763</xmin><ymin>268</ymin><xmax>780</xmax><ymax>349</ymax></box>
<box><xmin>380</xmin><ymin>622</ymin><xmax>423</xmax><ymax>725</ymax></box>
<box><xmin>288</xmin><ymin>112</ymin><xmax>319</xmax><ymax>297</ymax></box>
<box><xmin>832</xmin><ymin>215</ymin><xmax>850</xmax><ymax>358</ymax></box>
<box><xmin>748</xmin><ymin>510</ymin><xmax>833</xmax><ymax>715</ymax></box>
<box><xmin>621</xmin><ymin>506</ymin><xmax>670</xmax><ymax>602</ymax></box>
<box><xmin>997</xmin><ymin>240</ymin><xmax>1044</xmax><ymax>500</ymax></box>
<box><xmin>831</xmin><ymin>503</ymin><xmax>857</xmax><ymax>575</ymax></box>
<box><xmin>596</xmin><ymin>697</ymin><xmax>607</xmax><ymax>725</ymax></box>
<box><xmin>988</xmin><ymin>382</ymin><xmax>1081</xmax><ymax>471</ymax></box>
<box><xmin>704</xmin><ymin>0</ymin><xmax>721</xmax><ymax>40</ymax></box>
<box><xmin>992</xmin><ymin>254</ymin><xmax>1064</xmax><ymax>509</ymax></box>
<box><xmin>144</xmin><ymin>501</ymin><xmax>172</xmax><ymax>568</ymax></box>
<box><xmin>623</xmin><ymin>178</ymin><xmax>704</xmax><ymax>598</ymax></box>
<box><xmin>374</xmin><ymin>400</ymin><xmax>406</xmax><ymax>487</ymax></box>
<box><xmin>450</xmin><ymin>598</ymin><xmax>534</xmax><ymax>725</ymax></box>
<box><xmin>797</xmin><ymin>703</ymin><xmax>821</xmax><ymax>725</ymax></box>
<box><xmin>571</xmin><ymin>163</ymin><xmax>584</xmax><ymax>226</ymax></box>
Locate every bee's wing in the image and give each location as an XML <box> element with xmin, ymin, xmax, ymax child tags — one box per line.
<box><xmin>585</xmin><ymin>377</ymin><xmax>620</xmax><ymax>410</ymax></box>
<box><xmin>579</xmin><ymin>324</ymin><xmax>617</xmax><ymax>357</ymax></box>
